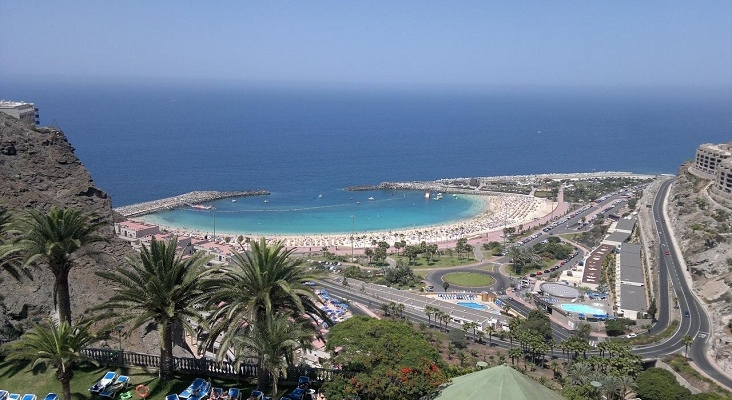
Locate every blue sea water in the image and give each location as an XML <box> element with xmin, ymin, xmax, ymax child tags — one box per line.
<box><xmin>2</xmin><ymin>80</ymin><xmax>730</xmax><ymax>234</ymax></box>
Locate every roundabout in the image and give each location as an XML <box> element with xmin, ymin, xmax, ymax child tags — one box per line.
<box><xmin>442</xmin><ymin>272</ymin><xmax>496</xmax><ymax>287</ymax></box>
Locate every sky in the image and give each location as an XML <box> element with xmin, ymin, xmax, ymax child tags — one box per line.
<box><xmin>1</xmin><ymin>1</ymin><xmax>731</xmax><ymax>90</ymax></box>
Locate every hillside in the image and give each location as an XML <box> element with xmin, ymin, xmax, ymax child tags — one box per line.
<box><xmin>0</xmin><ymin>114</ymin><xmax>130</xmax><ymax>337</ymax></box>
<box><xmin>669</xmin><ymin>164</ymin><xmax>732</xmax><ymax>370</ymax></box>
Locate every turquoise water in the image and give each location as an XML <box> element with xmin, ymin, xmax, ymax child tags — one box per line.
<box><xmin>138</xmin><ymin>190</ymin><xmax>483</xmax><ymax>236</ymax></box>
<box><xmin>457</xmin><ymin>302</ymin><xmax>487</xmax><ymax>311</ymax></box>
<box><xmin>560</xmin><ymin>303</ymin><xmax>606</xmax><ymax>315</ymax></box>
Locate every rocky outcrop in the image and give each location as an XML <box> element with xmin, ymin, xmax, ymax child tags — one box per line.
<box><xmin>669</xmin><ymin>162</ymin><xmax>732</xmax><ymax>365</ymax></box>
<box><xmin>0</xmin><ymin>114</ymin><xmax>131</xmax><ymax>337</ymax></box>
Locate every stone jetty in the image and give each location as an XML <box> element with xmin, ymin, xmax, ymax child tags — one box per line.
<box><xmin>114</xmin><ymin>190</ymin><xmax>269</xmax><ymax>217</ymax></box>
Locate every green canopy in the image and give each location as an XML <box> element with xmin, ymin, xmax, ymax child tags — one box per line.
<box><xmin>433</xmin><ymin>364</ymin><xmax>566</xmax><ymax>400</ymax></box>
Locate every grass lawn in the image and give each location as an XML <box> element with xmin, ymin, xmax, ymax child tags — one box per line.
<box><xmin>0</xmin><ymin>364</ymin><xmax>257</xmax><ymax>400</ymax></box>
<box><xmin>399</xmin><ymin>255</ymin><xmax>477</xmax><ymax>269</ymax></box>
<box><xmin>442</xmin><ymin>272</ymin><xmax>495</xmax><ymax>287</ymax></box>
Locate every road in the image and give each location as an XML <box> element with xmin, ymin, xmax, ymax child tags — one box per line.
<box><xmin>319</xmin><ymin>178</ymin><xmax>732</xmax><ymax>390</ymax></box>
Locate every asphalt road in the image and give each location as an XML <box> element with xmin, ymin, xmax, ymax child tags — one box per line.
<box><xmin>319</xmin><ymin>179</ymin><xmax>732</xmax><ymax>390</ymax></box>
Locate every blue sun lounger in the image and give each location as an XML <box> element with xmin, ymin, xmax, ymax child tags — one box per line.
<box><xmin>188</xmin><ymin>381</ymin><xmax>211</xmax><ymax>400</ymax></box>
<box><xmin>0</xmin><ymin>391</ymin><xmax>8</xmax><ymax>400</ymax></box>
<box><xmin>8</xmin><ymin>394</ymin><xmax>20</xmax><ymax>400</ymax></box>
<box><xmin>228</xmin><ymin>388</ymin><xmax>242</xmax><ymax>400</ymax></box>
<box><xmin>100</xmin><ymin>375</ymin><xmax>130</xmax><ymax>399</ymax></box>
<box><xmin>21</xmin><ymin>395</ymin><xmax>37</xmax><ymax>400</ymax></box>
<box><xmin>90</xmin><ymin>371</ymin><xmax>118</xmax><ymax>394</ymax></box>
<box><xmin>42</xmin><ymin>394</ymin><xmax>58</xmax><ymax>400</ymax></box>
<box><xmin>179</xmin><ymin>379</ymin><xmax>207</xmax><ymax>400</ymax></box>
<box><xmin>166</xmin><ymin>395</ymin><xmax>181</xmax><ymax>400</ymax></box>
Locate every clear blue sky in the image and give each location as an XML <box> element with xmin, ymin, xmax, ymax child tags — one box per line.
<box><xmin>2</xmin><ymin>1</ymin><xmax>731</xmax><ymax>90</ymax></box>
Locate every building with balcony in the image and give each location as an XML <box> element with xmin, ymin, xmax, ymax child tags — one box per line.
<box><xmin>690</xmin><ymin>142</ymin><xmax>732</xmax><ymax>180</ymax></box>
<box><xmin>0</xmin><ymin>100</ymin><xmax>39</xmax><ymax>126</ymax></box>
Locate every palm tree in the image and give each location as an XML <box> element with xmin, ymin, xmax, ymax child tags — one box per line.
<box><xmin>202</xmin><ymin>238</ymin><xmax>331</xmax><ymax>363</ymax></box>
<box><xmin>485</xmin><ymin>325</ymin><xmax>496</xmax><ymax>346</ymax></box>
<box><xmin>0</xmin><ymin>206</ymin><xmax>32</xmax><ymax>281</ymax></box>
<box><xmin>682</xmin><ymin>334</ymin><xmax>693</xmax><ymax>359</ymax></box>
<box><xmin>235</xmin><ymin>313</ymin><xmax>315</xmax><ymax>397</ymax></box>
<box><xmin>8</xmin><ymin>206</ymin><xmax>107</xmax><ymax>323</ymax></box>
<box><xmin>507</xmin><ymin>246</ymin><xmax>540</xmax><ymax>276</ymax></box>
<box><xmin>2</xmin><ymin>320</ymin><xmax>95</xmax><ymax>400</ymax></box>
<box><xmin>508</xmin><ymin>347</ymin><xmax>522</xmax><ymax>366</ymax></box>
<box><xmin>93</xmin><ymin>237</ymin><xmax>212</xmax><ymax>380</ymax></box>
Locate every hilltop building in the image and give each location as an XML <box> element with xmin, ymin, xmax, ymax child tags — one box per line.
<box><xmin>689</xmin><ymin>141</ymin><xmax>732</xmax><ymax>207</ymax></box>
<box><xmin>0</xmin><ymin>100</ymin><xmax>39</xmax><ymax>126</ymax></box>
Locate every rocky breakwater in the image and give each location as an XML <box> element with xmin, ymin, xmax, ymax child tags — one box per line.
<box><xmin>115</xmin><ymin>190</ymin><xmax>270</xmax><ymax>217</ymax></box>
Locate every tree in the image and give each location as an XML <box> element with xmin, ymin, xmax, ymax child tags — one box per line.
<box><xmin>234</xmin><ymin>313</ymin><xmax>315</xmax><ymax>397</ymax></box>
<box><xmin>485</xmin><ymin>325</ymin><xmax>496</xmax><ymax>346</ymax></box>
<box><xmin>2</xmin><ymin>320</ymin><xmax>95</xmax><ymax>400</ymax></box>
<box><xmin>94</xmin><ymin>237</ymin><xmax>212</xmax><ymax>380</ymax></box>
<box><xmin>201</xmin><ymin>238</ymin><xmax>331</xmax><ymax>375</ymax></box>
<box><xmin>442</xmin><ymin>281</ymin><xmax>450</xmax><ymax>292</ymax></box>
<box><xmin>0</xmin><ymin>206</ymin><xmax>32</xmax><ymax>281</ymax></box>
<box><xmin>507</xmin><ymin>246</ymin><xmax>540</xmax><ymax>276</ymax></box>
<box><xmin>635</xmin><ymin>368</ymin><xmax>691</xmax><ymax>400</ymax></box>
<box><xmin>324</xmin><ymin>317</ymin><xmax>447</xmax><ymax>400</ymax></box>
<box><xmin>648</xmin><ymin>297</ymin><xmax>658</xmax><ymax>321</ymax></box>
<box><xmin>364</xmin><ymin>248</ymin><xmax>374</xmax><ymax>264</ymax></box>
<box><xmin>7</xmin><ymin>206</ymin><xmax>107</xmax><ymax>323</ymax></box>
<box><xmin>683</xmin><ymin>334</ymin><xmax>693</xmax><ymax>359</ymax></box>
<box><xmin>524</xmin><ymin>309</ymin><xmax>552</xmax><ymax>341</ymax></box>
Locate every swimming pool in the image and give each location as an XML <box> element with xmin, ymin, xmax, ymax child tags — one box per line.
<box><xmin>560</xmin><ymin>303</ymin><xmax>606</xmax><ymax>315</ymax></box>
<box><xmin>457</xmin><ymin>302</ymin><xmax>487</xmax><ymax>310</ymax></box>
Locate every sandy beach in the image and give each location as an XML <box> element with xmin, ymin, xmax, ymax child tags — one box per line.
<box><xmin>134</xmin><ymin>192</ymin><xmax>562</xmax><ymax>252</ymax></box>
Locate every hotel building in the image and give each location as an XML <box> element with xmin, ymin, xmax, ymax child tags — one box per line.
<box><xmin>0</xmin><ymin>100</ymin><xmax>39</xmax><ymax>126</ymax></box>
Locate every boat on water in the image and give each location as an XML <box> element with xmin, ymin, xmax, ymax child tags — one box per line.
<box><xmin>425</xmin><ymin>191</ymin><xmax>430</xmax><ymax>199</ymax></box>
<box><xmin>368</xmin><ymin>197</ymin><xmax>375</xmax><ymax>201</ymax></box>
<box><xmin>435</xmin><ymin>193</ymin><xmax>443</xmax><ymax>200</ymax></box>
<box><xmin>190</xmin><ymin>204</ymin><xmax>214</xmax><ymax>210</ymax></box>
<box><xmin>231</xmin><ymin>199</ymin><xmax>237</xmax><ymax>203</ymax></box>
<box><xmin>264</xmin><ymin>199</ymin><xmax>269</xmax><ymax>203</ymax></box>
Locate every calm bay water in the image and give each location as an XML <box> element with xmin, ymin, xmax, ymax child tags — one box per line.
<box><xmin>2</xmin><ymin>80</ymin><xmax>730</xmax><ymax>234</ymax></box>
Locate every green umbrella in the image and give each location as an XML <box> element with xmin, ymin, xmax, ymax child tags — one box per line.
<box><xmin>433</xmin><ymin>364</ymin><xmax>566</xmax><ymax>400</ymax></box>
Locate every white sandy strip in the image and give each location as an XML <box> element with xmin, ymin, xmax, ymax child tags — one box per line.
<box><xmin>134</xmin><ymin>193</ymin><xmax>555</xmax><ymax>250</ymax></box>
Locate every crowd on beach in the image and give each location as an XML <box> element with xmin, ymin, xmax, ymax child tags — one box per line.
<box><xmin>137</xmin><ymin>192</ymin><xmax>555</xmax><ymax>252</ymax></box>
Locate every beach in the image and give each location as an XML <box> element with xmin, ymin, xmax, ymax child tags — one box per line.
<box><xmin>133</xmin><ymin>191</ymin><xmax>560</xmax><ymax>251</ymax></box>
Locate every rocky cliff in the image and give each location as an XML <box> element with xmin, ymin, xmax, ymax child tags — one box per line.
<box><xmin>0</xmin><ymin>113</ymin><xmax>131</xmax><ymax>336</ymax></box>
<box><xmin>669</xmin><ymin>163</ymin><xmax>732</xmax><ymax>369</ymax></box>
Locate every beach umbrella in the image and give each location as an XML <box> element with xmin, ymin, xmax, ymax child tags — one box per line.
<box><xmin>431</xmin><ymin>364</ymin><xmax>566</xmax><ymax>400</ymax></box>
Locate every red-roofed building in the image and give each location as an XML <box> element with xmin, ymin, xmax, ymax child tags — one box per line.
<box><xmin>195</xmin><ymin>241</ymin><xmax>235</xmax><ymax>265</ymax></box>
<box><xmin>114</xmin><ymin>220</ymin><xmax>160</xmax><ymax>239</ymax></box>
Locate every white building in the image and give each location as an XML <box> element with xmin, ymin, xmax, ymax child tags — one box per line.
<box><xmin>0</xmin><ymin>100</ymin><xmax>39</xmax><ymax>126</ymax></box>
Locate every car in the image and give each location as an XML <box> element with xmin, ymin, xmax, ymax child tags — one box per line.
<box><xmin>544</xmin><ymin>269</ymin><xmax>550</xmax><ymax>274</ymax></box>
<box><xmin>536</xmin><ymin>271</ymin><xmax>543</xmax><ymax>276</ymax></box>
<box><xmin>625</xmin><ymin>333</ymin><xmax>637</xmax><ymax>338</ymax></box>
<box><xmin>529</xmin><ymin>273</ymin><xmax>536</xmax><ymax>277</ymax></box>
<box><xmin>665</xmin><ymin>250</ymin><xmax>670</xmax><ymax>255</ymax></box>
<box><xmin>684</xmin><ymin>310</ymin><xmax>690</xmax><ymax>318</ymax></box>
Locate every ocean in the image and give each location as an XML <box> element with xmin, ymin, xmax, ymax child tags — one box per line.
<box><xmin>2</xmin><ymin>80</ymin><xmax>730</xmax><ymax>234</ymax></box>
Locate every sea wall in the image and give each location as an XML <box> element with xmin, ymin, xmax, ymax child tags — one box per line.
<box><xmin>114</xmin><ymin>190</ymin><xmax>269</xmax><ymax>217</ymax></box>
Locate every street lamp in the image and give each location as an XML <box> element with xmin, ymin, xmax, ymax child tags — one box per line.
<box><xmin>115</xmin><ymin>325</ymin><xmax>124</xmax><ymax>351</ymax></box>
<box><xmin>351</xmin><ymin>214</ymin><xmax>355</xmax><ymax>262</ymax></box>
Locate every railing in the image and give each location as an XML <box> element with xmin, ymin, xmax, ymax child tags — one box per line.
<box><xmin>80</xmin><ymin>347</ymin><xmax>337</xmax><ymax>381</ymax></box>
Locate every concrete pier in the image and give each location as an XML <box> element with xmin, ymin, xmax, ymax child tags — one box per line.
<box><xmin>114</xmin><ymin>190</ymin><xmax>269</xmax><ymax>217</ymax></box>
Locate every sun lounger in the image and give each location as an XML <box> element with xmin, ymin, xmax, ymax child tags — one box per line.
<box><xmin>166</xmin><ymin>395</ymin><xmax>181</xmax><ymax>400</ymax></box>
<box><xmin>188</xmin><ymin>381</ymin><xmax>211</xmax><ymax>400</ymax></box>
<box><xmin>179</xmin><ymin>378</ymin><xmax>207</xmax><ymax>399</ymax></box>
<box><xmin>21</xmin><ymin>395</ymin><xmax>37</xmax><ymax>400</ymax></box>
<box><xmin>228</xmin><ymin>388</ymin><xmax>242</xmax><ymax>400</ymax></box>
<box><xmin>100</xmin><ymin>376</ymin><xmax>130</xmax><ymax>399</ymax></box>
<box><xmin>210</xmin><ymin>388</ymin><xmax>223</xmax><ymax>400</ymax></box>
<box><xmin>8</xmin><ymin>395</ymin><xmax>20</xmax><ymax>400</ymax></box>
<box><xmin>90</xmin><ymin>371</ymin><xmax>118</xmax><ymax>394</ymax></box>
<box><xmin>0</xmin><ymin>391</ymin><xmax>8</xmax><ymax>400</ymax></box>
<box><xmin>42</xmin><ymin>394</ymin><xmax>58</xmax><ymax>400</ymax></box>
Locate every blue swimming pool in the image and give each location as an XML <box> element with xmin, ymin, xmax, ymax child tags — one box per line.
<box><xmin>457</xmin><ymin>302</ymin><xmax>487</xmax><ymax>310</ymax></box>
<box><xmin>560</xmin><ymin>303</ymin><xmax>605</xmax><ymax>315</ymax></box>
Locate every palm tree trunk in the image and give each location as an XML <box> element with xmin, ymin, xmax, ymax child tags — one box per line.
<box><xmin>160</xmin><ymin>320</ymin><xmax>175</xmax><ymax>380</ymax></box>
<box><xmin>55</xmin><ymin>270</ymin><xmax>73</xmax><ymax>324</ymax></box>
<box><xmin>61</xmin><ymin>379</ymin><xmax>72</xmax><ymax>400</ymax></box>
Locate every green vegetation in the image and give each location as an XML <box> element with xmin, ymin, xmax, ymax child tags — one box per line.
<box><xmin>324</xmin><ymin>317</ymin><xmax>448</xmax><ymax>400</ymax></box>
<box><xmin>442</xmin><ymin>272</ymin><xmax>495</xmax><ymax>287</ymax></box>
<box><xmin>561</xmin><ymin>177</ymin><xmax>651</xmax><ymax>204</ymax></box>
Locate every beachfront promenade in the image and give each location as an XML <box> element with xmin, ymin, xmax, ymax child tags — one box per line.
<box><xmin>114</xmin><ymin>190</ymin><xmax>269</xmax><ymax>217</ymax></box>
